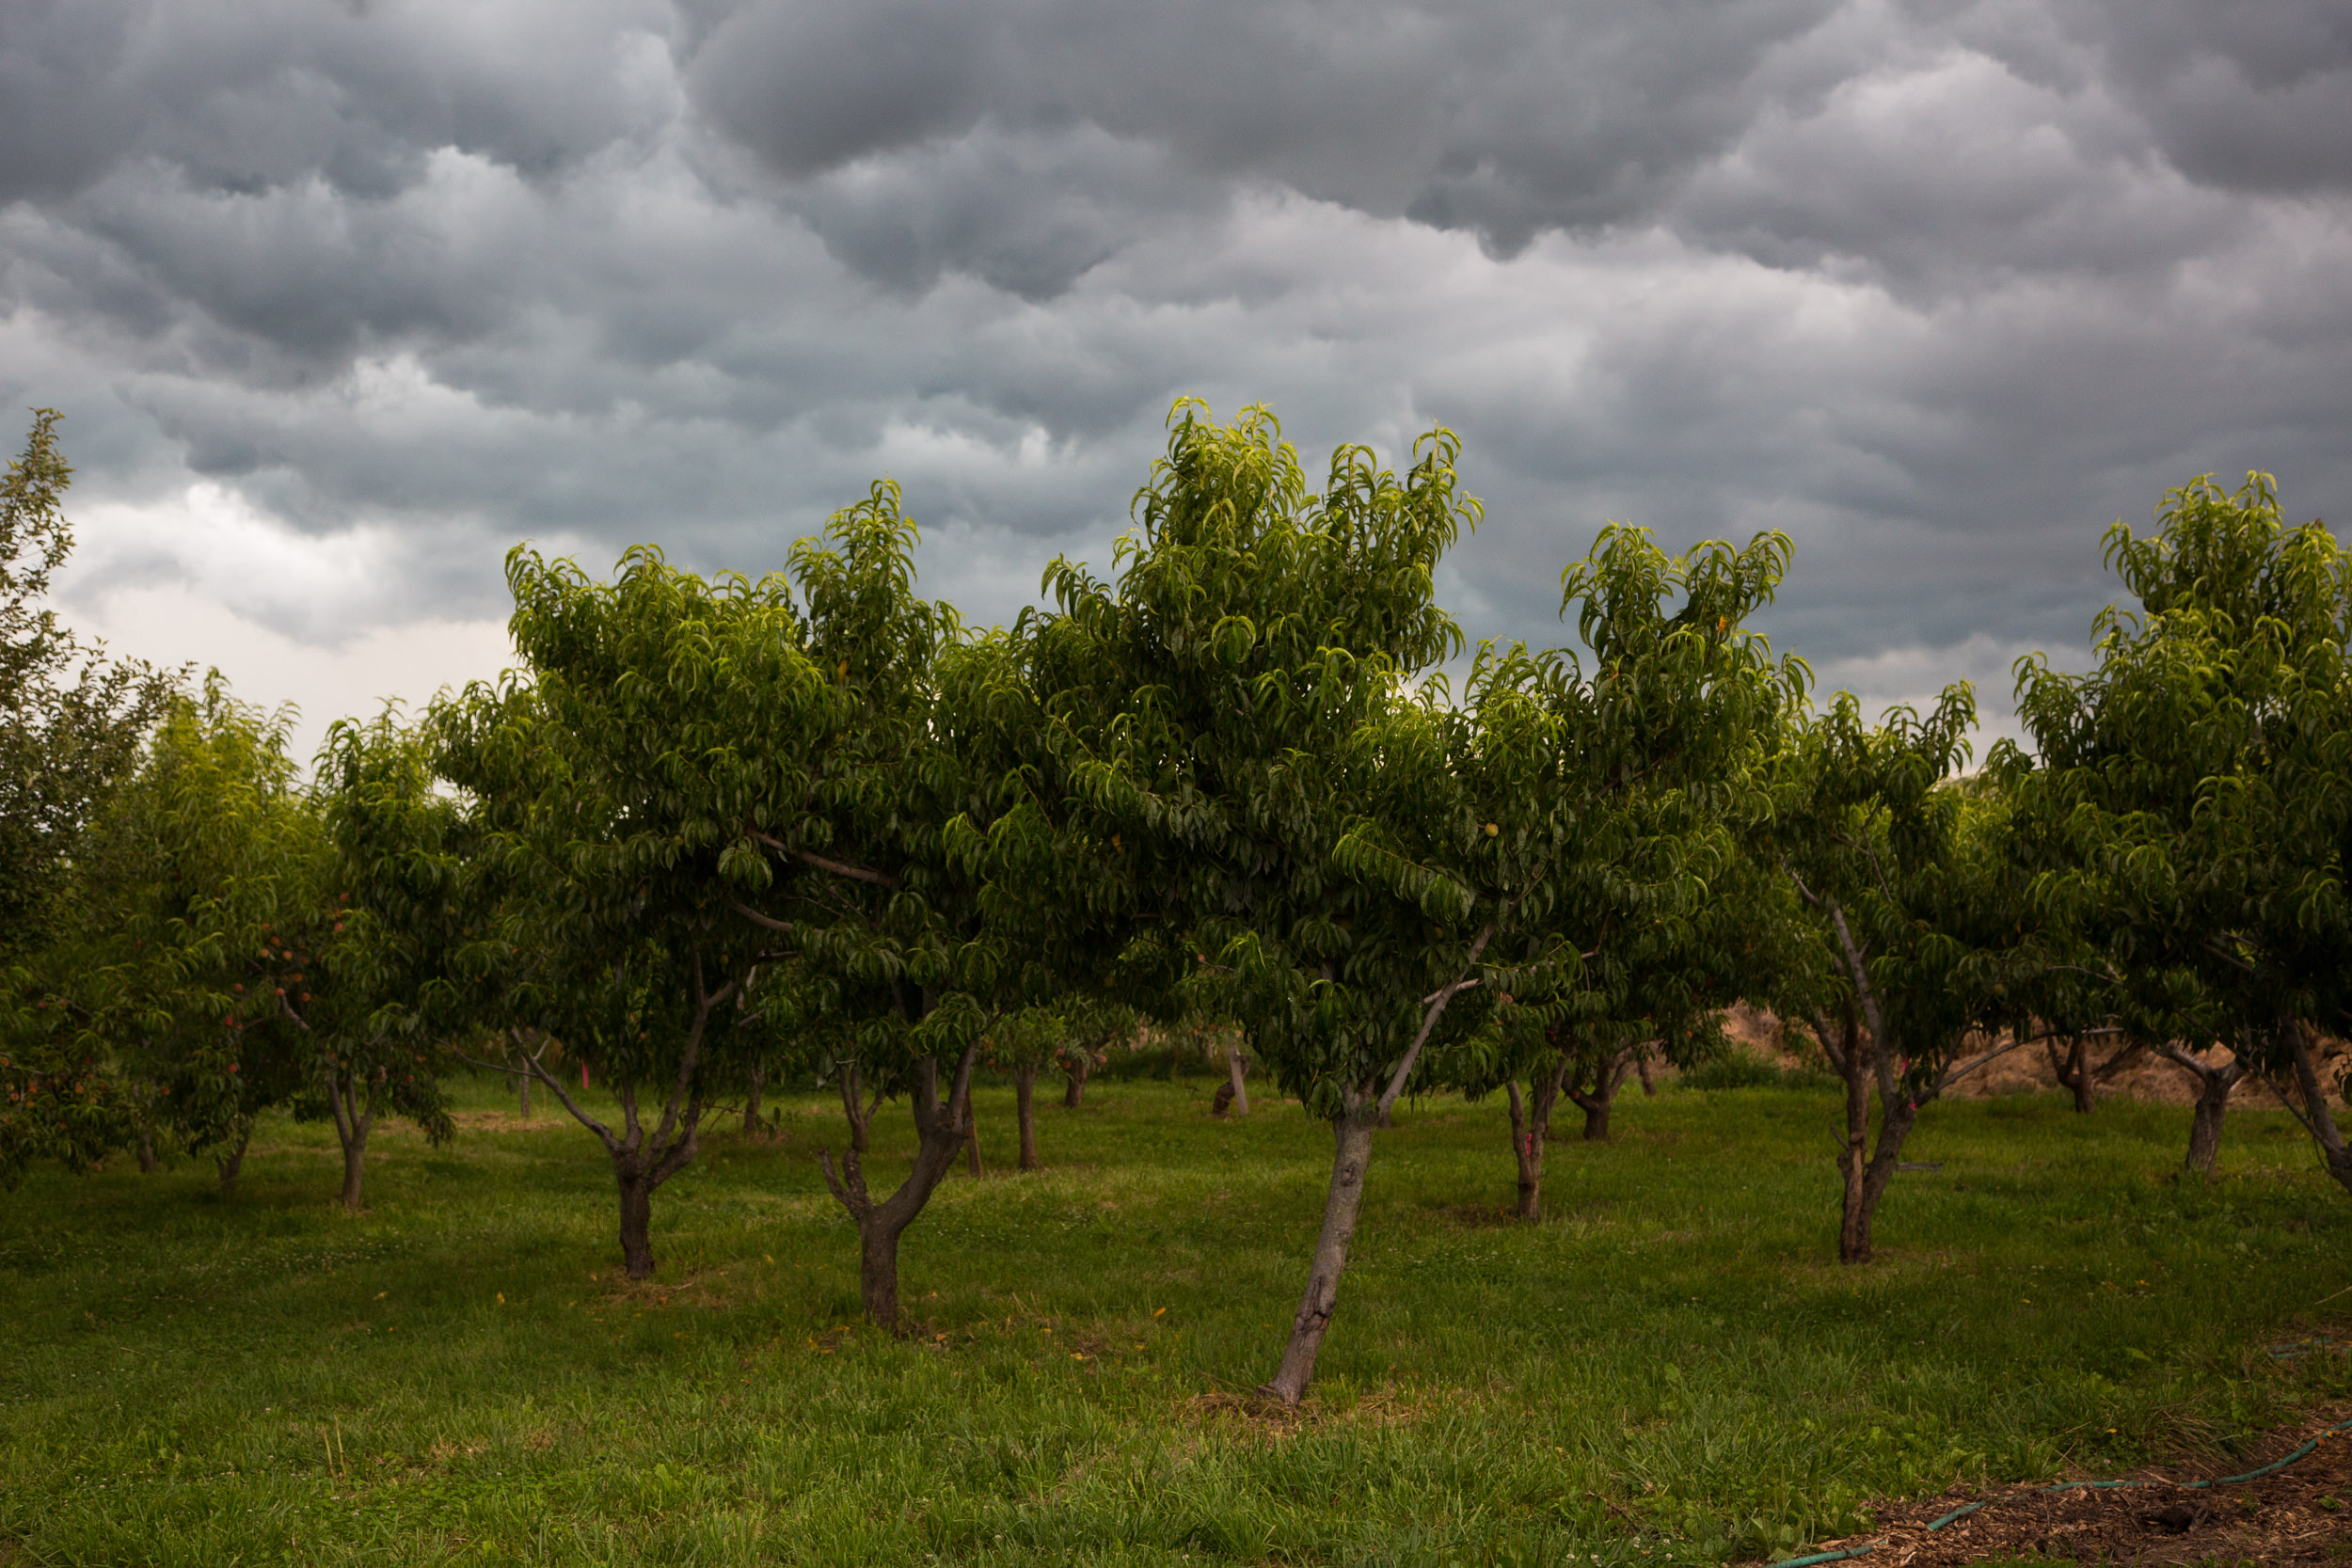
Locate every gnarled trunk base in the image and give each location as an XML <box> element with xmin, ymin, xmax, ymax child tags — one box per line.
<box><xmin>2176</xmin><ymin>1053</ymin><xmax>2245</xmax><ymax>1176</ymax></box>
<box><xmin>819</xmin><ymin>1048</ymin><xmax>980</xmax><ymax>1329</ymax></box>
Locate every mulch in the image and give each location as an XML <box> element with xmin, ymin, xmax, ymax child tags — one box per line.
<box><xmin>1778</xmin><ymin>1407</ymin><xmax>2352</xmax><ymax>1565</ymax></box>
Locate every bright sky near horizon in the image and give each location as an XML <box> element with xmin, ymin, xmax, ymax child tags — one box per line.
<box><xmin>7</xmin><ymin>0</ymin><xmax>2347</xmax><ymax>760</ymax></box>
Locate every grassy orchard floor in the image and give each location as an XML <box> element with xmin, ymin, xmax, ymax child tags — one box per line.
<box><xmin>4</xmin><ymin>1075</ymin><xmax>2348</xmax><ymax>1568</ymax></box>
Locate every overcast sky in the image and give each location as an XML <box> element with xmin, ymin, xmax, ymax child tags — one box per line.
<box><xmin>6</xmin><ymin>0</ymin><xmax>2348</xmax><ymax>758</ymax></box>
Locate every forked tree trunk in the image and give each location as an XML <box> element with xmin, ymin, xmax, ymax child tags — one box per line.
<box><xmin>1062</xmin><ymin>1051</ymin><xmax>1089</xmax><ymax>1108</ymax></box>
<box><xmin>1817</xmin><ymin>998</ymin><xmax>1925</xmax><ymax>1265</ymax></box>
<box><xmin>819</xmin><ymin>1046</ymin><xmax>980</xmax><ymax>1327</ymax></box>
<box><xmin>509</xmin><ymin>969</ymin><xmax>734</xmax><ymax>1281</ymax></box>
<box><xmin>2047</xmin><ymin>1036</ymin><xmax>2095</xmax><ymax>1114</ymax></box>
<box><xmin>1799</xmin><ymin>901</ymin><xmax>1933</xmax><ymax>1265</ymax></box>
<box><xmin>1258</xmin><ymin>927</ymin><xmax>1494</xmax><ymax>1406</ymax></box>
<box><xmin>742</xmin><ymin>1065</ymin><xmax>765</xmax><ymax>1137</ymax></box>
<box><xmin>1566</xmin><ymin>1044</ymin><xmax>1644</xmax><ymax>1140</ymax></box>
<box><xmin>325</xmin><ymin>1066</ymin><xmax>377</xmax><ymax>1213</ymax></box>
<box><xmin>1014</xmin><ymin>1065</ymin><xmax>1039</xmax><ymax>1170</ymax></box>
<box><xmin>1261</xmin><ymin>1106</ymin><xmax>1378</xmax><ymax>1404</ymax></box>
<box><xmin>1504</xmin><ymin>1061</ymin><xmax>1565</xmax><ymax>1220</ymax></box>
<box><xmin>1580</xmin><ymin>1097</ymin><xmax>1612</xmax><ymax>1141</ymax></box>
<box><xmin>2163</xmin><ymin>1046</ymin><xmax>2246</xmax><ymax>1175</ymax></box>
<box><xmin>1837</xmin><ymin>1068</ymin><xmax>1920</xmax><ymax>1264</ymax></box>
<box><xmin>589</xmin><ymin>1084</ymin><xmax>707</xmax><ymax>1280</ymax></box>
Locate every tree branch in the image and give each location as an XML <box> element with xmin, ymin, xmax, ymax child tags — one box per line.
<box><xmin>754</xmin><ymin>832</ymin><xmax>898</xmax><ymax>888</ymax></box>
<box><xmin>1935</xmin><ymin>1031</ymin><xmax>2037</xmax><ymax>1094</ymax></box>
<box><xmin>1380</xmin><ymin>922</ymin><xmax>1496</xmax><ymax>1119</ymax></box>
<box><xmin>453</xmin><ymin>1044</ymin><xmax>620</xmax><ymax>1153</ymax></box>
<box><xmin>1807</xmin><ymin>1009</ymin><xmax>1849</xmax><ymax>1076</ymax></box>
<box><xmin>648</xmin><ymin>952</ymin><xmax>735</xmax><ymax>1153</ymax></box>
<box><xmin>2260</xmin><ymin>1069</ymin><xmax>2321</xmax><ymax>1139</ymax></box>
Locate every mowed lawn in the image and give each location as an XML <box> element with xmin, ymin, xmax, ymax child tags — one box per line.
<box><xmin>4</xmin><ymin>1071</ymin><xmax>2347</xmax><ymax>1566</ymax></box>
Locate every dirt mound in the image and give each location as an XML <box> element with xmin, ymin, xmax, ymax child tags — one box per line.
<box><xmin>1716</xmin><ymin>1006</ymin><xmax>2346</xmax><ymax>1110</ymax></box>
<box><xmin>1779</xmin><ymin>1406</ymin><xmax>2352</xmax><ymax>1565</ymax></box>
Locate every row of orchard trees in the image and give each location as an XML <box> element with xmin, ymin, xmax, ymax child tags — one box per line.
<box><xmin>6</xmin><ymin>402</ymin><xmax>2351</xmax><ymax>1406</ymax></box>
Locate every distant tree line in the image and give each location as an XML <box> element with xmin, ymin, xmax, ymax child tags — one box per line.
<box><xmin>5</xmin><ymin>403</ymin><xmax>2347</xmax><ymax>1406</ymax></box>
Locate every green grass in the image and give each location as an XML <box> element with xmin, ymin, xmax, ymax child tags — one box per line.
<box><xmin>4</xmin><ymin>1074</ymin><xmax>2348</xmax><ymax>1566</ymax></box>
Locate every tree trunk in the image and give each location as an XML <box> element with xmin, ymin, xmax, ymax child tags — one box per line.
<box><xmin>502</xmin><ymin>1030</ymin><xmax>537</xmax><ymax>1116</ymax></box>
<box><xmin>2047</xmin><ymin>1037</ymin><xmax>2094</xmax><ymax>1114</ymax></box>
<box><xmin>136</xmin><ymin>1124</ymin><xmax>157</xmax><ymax>1174</ymax></box>
<box><xmin>742</xmin><ymin>1065</ymin><xmax>764</xmax><ymax>1137</ymax></box>
<box><xmin>596</xmin><ymin>1092</ymin><xmax>707</xmax><ymax>1282</ymax></box>
<box><xmin>2283</xmin><ymin>1025</ymin><xmax>2352</xmax><ymax>1195</ymax></box>
<box><xmin>838</xmin><ymin>1061</ymin><xmax>875</xmax><ymax>1154</ymax></box>
<box><xmin>1575</xmin><ymin>1093</ymin><xmax>1612</xmax><ymax>1141</ymax></box>
<box><xmin>1566</xmin><ymin>1048</ymin><xmax>1636</xmax><ymax>1141</ymax></box>
<box><xmin>2169</xmin><ymin>1048</ymin><xmax>2245</xmax><ymax>1175</ymax></box>
<box><xmin>1014</xmin><ymin>1065</ymin><xmax>1038</xmax><ymax>1170</ymax></box>
<box><xmin>215</xmin><ymin>1122</ymin><xmax>251</xmax><ymax>1197</ymax></box>
<box><xmin>616</xmin><ymin>1163</ymin><xmax>657</xmax><ymax>1279</ymax></box>
<box><xmin>1841</xmin><ymin>1089</ymin><xmax>1920</xmax><ymax>1264</ymax></box>
<box><xmin>1504</xmin><ymin>1063</ymin><xmax>1563</xmax><ymax>1220</ymax></box>
<box><xmin>1226</xmin><ymin>1044</ymin><xmax>1250</xmax><ymax>1116</ymax></box>
<box><xmin>1250</xmin><ymin>930</ymin><xmax>1490</xmax><ymax>1403</ymax></box>
<box><xmin>511</xmin><ymin>978</ymin><xmax>726</xmax><ymax>1283</ymax></box>
<box><xmin>819</xmin><ymin>1047</ymin><xmax>979</xmax><ymax>1328</ymax></box>
<box><xmin>340</xmin><ymin>1125</ymin><xmax>369</xmax><ymax>1212</ymax></box>
<box><xmin>1261</xmin><ymin>1106</ymin><xmax>1378</xmax><ymax>1405</ymax></box>
<box><xmin>857</xmin><ymin>1209</ymin><xmax>912</xmax><ymax>1323</ymax></box>
<box><xmin>1831</xmin><ymin>1006</ymin><xmax>1927</xmax><ymax>1266</ymax></box>
<box><xmin>1836</xmin><ymin>1020</ymin><xmax>1872</xmax><ymax>1262</ymax></box>
<box><xmin>1063</xmin><ymin>1052</ymin><xmax>1089</xmax><ymax>1108</ymax></box>
<box><xmin>326</xmin><ymin>1069</ymin><xmax>376</xmax><ymax>1213</ymax></box>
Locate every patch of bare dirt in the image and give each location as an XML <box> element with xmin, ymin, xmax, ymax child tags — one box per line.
<box><xmin>1778</xmin><ymin>1409</ymin><xmax>2352</xmax><ymax>1566</ymax></box>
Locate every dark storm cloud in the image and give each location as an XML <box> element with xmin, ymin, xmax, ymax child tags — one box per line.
<box><xmin>2014</xmin><ymin>1</ymin><xmax>2352</xmax><ymax>197</ymax></box>
<box><xmin>690</xmin><ymin>0</ymin><xmax>1850</xmax><ymax>256</ymax></box>
<box><xmin>0</xmin><ymin>0</ymin><xmax>2347</xmax><ymax>737</ymax></box>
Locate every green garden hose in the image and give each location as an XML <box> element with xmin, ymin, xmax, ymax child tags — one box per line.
<box><xmin>1760</xmin><ymin>1413</ymin><xmax>2352</xmax><ymax>1568</ymax></box>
